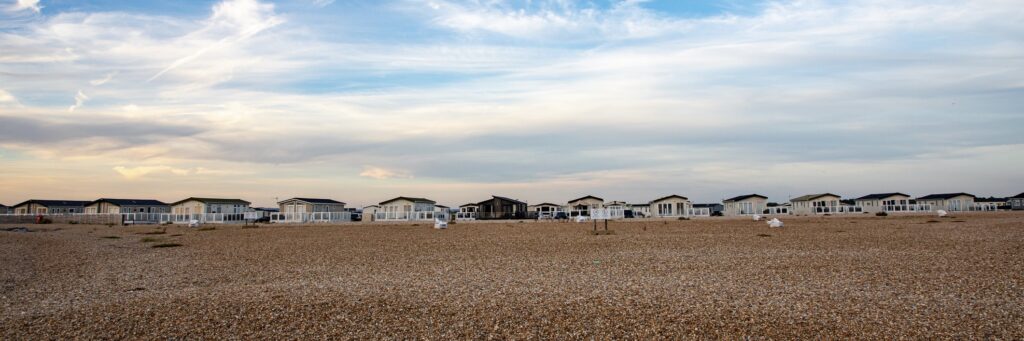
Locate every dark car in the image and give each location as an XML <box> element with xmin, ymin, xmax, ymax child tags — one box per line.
<box><xmin>624</xmin><ymin>210</ymin><xmax>635</xmax><ymax>219</ymax></box>
<box><xmin>554</xmin><ymin>212</ymin><xmax>569</xmax><ymax>220</ymax></box>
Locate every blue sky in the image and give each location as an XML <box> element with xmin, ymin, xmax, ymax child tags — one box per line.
<box><xmin>0</xmin><ymin>0</ymin><xmax>1022</xmax><ymax>207</ymax></box>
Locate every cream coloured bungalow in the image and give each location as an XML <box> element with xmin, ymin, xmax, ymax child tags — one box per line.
<box><xmin>528</xmin><ymin>203</ymin><xmax>564</xmax><ymax>219</ymax></box>
<box><xmin>361</xmin><ymin>205</ymin><xmax>379</xmax><ymax>222</ymax></box>
<box><xmin>375</xmin><ymin>196</ymin><xmax>438</xmax><ymax>221</ymax></box>
<box><xmin>457</xmin><ymin>203</ymin><xmax>478</xmax><ymax>220</ymax></box>
<box><xmin>649</xmin><ymin>195</ymin><xmax>692</xmax><ymax>218</ymax></box>
<box><xmin>916</xmin><ymin>193</ymin><xmax>976</xmax><ymax>212</ymax></box>
<box><xmin>722</xmin><ymin>194</ymin><xmax>767</xmax><ymax>216</ymax></box>
<box><xmin>277</xmin><ymin>198</ymin><xmax>346</xmax><ymax>213</ymax></box>
<box><xmin>790</xmin><ymin>193</ymin><xmax>843</xmax><ymax>215</ymax></box>
<box><xmin>1010</xmin><ymin>193</ymin><xmax>1024</xmax><ymax>210</ymax></box>
<box><xmin>85</xmin><ymin>199</ymin><xmax>169</xmax><ymax>214</ymax></box>
<box><xmin>567</xmin><ymin>195</ymin><xmax>603</xmax><ymax>217</ymax></box>
<box><xmin>170</xmin><ymin>197</ymin><xmax>251</xmax><ymax>215</ymax></box>
<box><xmin>12</xmin><ymin>200</ymin><xmax>90</xmax><ymax>215</ymax></box>
<box><xmin>854</xmin><ymin>193</ymin><xmax>914</xmax><ymax>213</ymax></box>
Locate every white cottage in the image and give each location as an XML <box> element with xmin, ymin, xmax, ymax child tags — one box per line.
<box><xmin>567</xmin><ymin>195</ymin><xmax>603</xmax><ymax>217</ymax></box>
<box><xmin>375</xmin><ymin>197</ymin><xmax>438</xmax><ymax>221</ymax></box>
<box><xmin>854</xmin><ymin>193</ymin><xmax>916</xmax><ymax>213</ymax></box>
<box><xmin>722</xmin><ymin>194</ymin><xmax>767</xmax><ymax>216</ymax></box>
<box><xmin>649</xmin><ymin>195</ymin><xmax>692</xmax><ymax>218</ymax></box>
<box><xmin>916</xmin><ymin>193</ymin><xmax>976</xmax><ymax>212</ymax></box>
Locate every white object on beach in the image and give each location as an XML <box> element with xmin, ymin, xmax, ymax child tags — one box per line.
<box><xmin>575</xmin><ymin>215</ymin><xmax>589</xmax><ymax>223</ymax></box>
<box><xmin>936</xmin><ymin>210</ymin><xmax>948</xmax><ymax>217</ymax></box>
<box><xmin>434</xmin><ymin>218</ymin><xmax>448</xmax><ymax>229</ymax></box>
<box><xmin>752</xmin><ymin>214</ymin><xmax>762</xmax><ymax>221</ymax></box>
<box><xmin>188</xmin><ymin>219</ymin><xmax>200</xmax><ymax>228</ymax></box>
<box><xmin>767</xmin><ymin>218</ymin><xmax>784</xmax><ymax>228</ymax></box>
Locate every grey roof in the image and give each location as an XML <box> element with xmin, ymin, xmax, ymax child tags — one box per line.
<box><xmin>974</xmin><ymin>197</ymin><xmax>1007</xmax><ymax>203</ymax></box>
<box><xmin>723</xmin><ymin>194</ymin><xmax>767</xmax><ymax>202</ymax></box>
<box><xmin>170</xmin><ymin>197</ymin><xmax>251</xmax><ymax>206</ymax></box>
<box><xmin>567</xmin><ymin>195</ymin><xmax>603</xmax><ymax>203</ymax></box>
<box><xmin>478</xmin><ymin>195</ymin><xmax>526</xmax><ymax>206</ymax></box>
<box><xmin>693</xmin><ymin>203</ymin><xmax>722</xmax><ymax>208</ymax></box>
<box><xmin>650</xmin><ymin>194</ymin><xmax>689</xmax><ymax>203</ymax></box>
<box><xmin>855</xmin><ymin>193</ymin><xmax>910</xmax><ymax>200</ymax></box>
<box><xmin>1013</xmin><ymin>193</ymin><xmax>1024</xmax><ymax>199</ymax></box>
<box><xmin>13</xmin><ymin>199</ymin><xmax>91</xmax><ymax>207</ymax></box>
<box><xmin>279</xmin><ymin>197</ymin><xmax>345</xmax><ymax>205</ymax></box>
<box><xmin>89</xmin><ymin>198</ymin><xmax>168</xmax><ymax>206</ymax></box>
<box><xmin>529</xmin><ymin>202</ymin><xmax>562</xmax><ymax>207</ymax></box>
<box><xmin>790</xmin><ymin>193</ymin><xmax>841</xmax><ymax>202</ymax></box>
<box><xmin>917</xmin><ymin>193</ymin><xmax>976</xmax><ymax>200</ymax></box>
<box><xmin>379</xmin><ymin>196</ymin><xmax>435</xmax><ymax>205</ymax></box>
<box><xmin>459</xmin><ymin>203</ymin><xmax>478</xmax><ymax>207</ymax></box>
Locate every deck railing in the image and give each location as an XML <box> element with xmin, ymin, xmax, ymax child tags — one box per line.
<box><xmin>882</xmin><ymin>204</ymin><xmax>933</xmax><ymax>212</ymax></box>
<box><xmin>813</xmin><ymin>206</ymin><xmax>864</xmax><ymax>214</ymax></box>
<box><xmin>762</xmin><ymin>207</ymin><xmax>791</xmax><ymax>215</ymax></box>
<box><xmin>269</xmin><ymin>212</ymin><xmax>351</xmax><ymax>223</ymax></box>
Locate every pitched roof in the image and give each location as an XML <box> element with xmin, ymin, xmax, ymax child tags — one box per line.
<box><xmin>630</xmin><ymin>203</ymin><xmax>650</xmax><ymax>207</ymax></box>
<box><xmin>855</xmin><ymin>193</ymin><xmax>910</xmax><ymax>200</ymax></box>
<box><xmin>89</xmin><ymin>198</ymin><xmax>168</xmax><ymax>206</ymax></box>
<box><xmin>1013</xmin><ymin>193</ymin><xmax>1024</xmax><ymax>199</ymax></box>
<box><xmin>974</xmin><ymin>197</ymin><xmax>1007</xmax><ymax>203</ymax></box>
<box><xmin>459</xmin><ymin>203</ymin><xmax>478</xmax><ymax>207</ymax></box>
<box><xmin>13</xmin><ymin>199</ymin><xmax>91</xmax><ymax>207</ymax></box>
<box><xmin>529</xmin><ymin>202</ymin><xmax>562</xmax><ymax>207</ymax></box>
<box><xmin>478</xmin><ymin>195</ymin><xmax>526</xmax><ymax>206</ymax></box>
<box><xmin>567</xmin><ymin>195</ymin><xmax>603</xmax><ymax>204</ymax></box>
<box><xmin>692</xmin><ymin>203</ymin><xmax>721</xmax><ymax>208</ymax></box>
<box><xmin>379</xmin><ymin>196</ymin><xmax>435</xmax><ymax>205</ymax></box>
<box><xmin>278</xmin><ymin>197</ymin><xmax>345</xmax><ymax>205</ymax></box>
<box><xmin>723</xmin><ymin>194</ymin><xmax>767</xmax><ymax>202</ymax></box>
<box><xmin>917</xmin><ymin>193</ymin><xmax>976</xmax><ymax>200</ymax></box>
<box><xmin>790</xmin><ymin>193</ymin><xmax>841</xmax><ymax>202</ymax></box>
<box><xmin>650</xmin><ymin>194</ymin><xmax>689</xmax><ymax>203</ymax></box>
<box><xmin>170</xmin><ymin>197</ymin><xmax>251</xmax><ymax>206</ymax></box>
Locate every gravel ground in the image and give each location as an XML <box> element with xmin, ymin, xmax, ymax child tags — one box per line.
<box><xmin>2</xmin><ymin>213</ymin><xmax>1023</xmax><ymax>339</ymax></box>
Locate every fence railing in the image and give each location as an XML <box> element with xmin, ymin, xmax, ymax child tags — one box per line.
<box><xmin>269</xmin><ymin>212</ymin><xmax>351</xmax><ymax>223</ymax></box>
<box><xmin>456</xmin><ymin>212</ymin><xmax>476</xmax><ymax>220</ymax></box>
<box><xmin>762</xmin><ymin>207</ymin><xmax>790</xmax><ymax>215</ymax></box>
<box><xmin>374</xmin><ymin>211</ymin><xmax>448</xmax><ymax>221</ymax></box>
<box><xmin>882</xmin><ymin>204</ymin><xmax>933</xmax><ymax>212</ymax></box>
<box><xmin>813</xmin><ymin>206</ymin><xmax>864</xmax><ymax>214</ymax></box>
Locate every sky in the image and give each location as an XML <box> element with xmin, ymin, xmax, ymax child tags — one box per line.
<box><xmin>1</xmin><ymin>0</ymin><xmax>1022</xmax><ymax>208</ymax></box>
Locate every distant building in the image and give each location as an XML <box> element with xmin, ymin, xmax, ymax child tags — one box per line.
<box><xmin>854</xmin><ymin>193</ymin><xmax>912</xmax><ymax>213</ymax></box>
<box><xmin>567</xmin><ymin>195</ymin><xmax>604</xmax><ymax>217</ymax></box>
<box><xmin>629</xmin><ymin>203</ymin><xmax>651</xmax><ymax>217</ymax></box>
<box><xmin>528</xmin><ymin>203</ymin><xmax>564</xmax><ymax>218</ymax></box>
<box><xmin>790</xmin><ymin>193</ymin><xmax>843</xmax><ymax>215</ymax></box>
<box><xmin>277</xmin><ymin>198</ymin><xmax>346</xmax><ymax>214</ymax></box>
<box><xmin>916</xmin><ymin>193</ymin><xmax>976</xmax><ymax>212</ymax></box>
<box><xmin>85</xmin><ymin>198</ymin><xmax>169</xmax><ymax>214</ymax></box>
<box><xmin>376</xmin><ymin>197</ymin><xmax>438</xmax><ymax>221</ymax></box>
<box><xmin>692</xmin><ymin>203</ymin><xmax>723</xmax><ymax>216</ymax></box>
<box><xmin>361</xmin><ymin>205</ymin><xmax>379</xmax><ymax>222</ymax></box>
<box><xmin>722</xmin><ymin>194</ymin><xmax>767</xmax><ymax>216</ymax></box>
<box><xmin>648</xmin><ymin>195</ymin><xmax>692</xmax><ymax>218</ymax></box>
<box><xmin>170</xmin><ymin>197</ymin><xmax>251</xmax><ymax>215</ymax></box>
<box><xmin>1010</xmin><ymin>193</ymin><xmax>1024</xmax><ymax>211</ymax></box>
<box><xmin>11</xmin><ymin>200</ymin><xmax>90</xmax><ymax>215</ymax></box>
<box><xmin>475</xmin><ymin>196</ymin><xmax>528</xmax><ymax>220</ymax></box>
<box><xmin>0</xmin><ymin>204</ymin><xmax>10</xmax><ymax>214</ymax></box>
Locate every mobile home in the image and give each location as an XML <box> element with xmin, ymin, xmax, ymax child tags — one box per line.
<box><xmin>85</xmin><ymin>198</ymin><xmax>169</xmax><ymax>214</ymax></box>
<box><xmin>475</xmin><ymin>196</ymin><xmax>528</xmax><ymax>220</ymax></box>
<box><xmin>916</xmin><ymin>193</ymin><xmax>976</xmax><ymax>212</ymax></box>
<box><xmin>11</xmin><ymin>200</ymin><xmax>90</xmax><ymax>215</ymax></box>
<box><xmin>722</xmin><ymin>194</ymin><xmax>768</xmax><ymax>216</ymax></box>
<box><xmin>375</xmin><ymin>197</ymin><xmax>438</xmax><ymax>221</ymax></box>
<box><xmin>567</xmin><ymin>195</ymin><xmax>604</xmax><ymax>217</ymax></box>
<box><xmin>648</xmin><ymin>195</ymin><xmax>692</xmax><ymax>218</ymax></box>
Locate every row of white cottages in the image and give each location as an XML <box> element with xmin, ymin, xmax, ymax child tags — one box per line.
<box><xmin>1</xmin><ymin>192</ymin><xmax>1018</xmax><ymax>224</ymax></box>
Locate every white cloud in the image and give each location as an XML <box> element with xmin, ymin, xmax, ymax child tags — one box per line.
<box><xmin>89</xmin><ymin>72</ymin><xmax>117</xmax><ymax>86</ymax></box>
<box><xmin>360</xmin><ymin>166</ymin><xmax>413</xmax><ymax>180</ymax></box>
<box><xmin>0</xmin><ymin>89</ymin><xmax>18</xmax><ymax>105</ymax></box>
<box><xmin>311</xmin><ymin>0</ymin><xmax>335</xmax><ymax>8</ymax></box>
<box><xmin>148</xmin><ymin>0</ymin><xmax>285</xmax><ymax>82</ymax></box>
<box><xmin>67</xmin><ymin>90</ymin><xmax>88</xmax><ymax>112</ymax></box>
<box><xmin>7</xmin><ymin>0</ymin><xmax>41</xmax><ymax>13</ymax></box>
<box><xmin>113</xmin><ymin>165</ymin><xmax>193</xmax><ymax>180</ymax></box>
